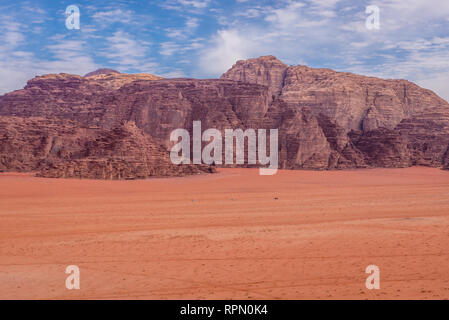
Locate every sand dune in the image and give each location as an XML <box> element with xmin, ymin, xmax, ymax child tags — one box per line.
<box><xmin>1</xmin><ymin>167</ymin><xmax>449</xmax><ymax>300</ymax></box>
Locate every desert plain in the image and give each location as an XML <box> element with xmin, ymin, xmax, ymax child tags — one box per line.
<box><xmin>0</xmin><ymin>167</ymin><xmax>449</xmax><ymax>300</ymax></box>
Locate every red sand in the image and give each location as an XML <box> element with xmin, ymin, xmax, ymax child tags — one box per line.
<box><xmin>1</xmin><ymin>167</ymin><xmax>449</xmax><ymax>300</ymax></box>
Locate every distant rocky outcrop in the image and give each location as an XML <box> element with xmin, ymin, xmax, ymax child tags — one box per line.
<box><xmin>0</xmin><ymin>117</ymin><xmax>213</xmax><ymax>179</ymax></box>
<box><xmin>84</xmin><ymin>68</ymin><xmax>121</xmax><ymax>77</ymax></box>
<box><xmin>1</xmin><ymin>56</ymin><xmax>449</xmax><ymax>179</ymax></box>
<box><xmin>85</xmin><ymin>71</ymin><xmax>163</xmax><ymax>90</ymax></box>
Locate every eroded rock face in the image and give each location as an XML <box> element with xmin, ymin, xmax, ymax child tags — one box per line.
<box><xmin>0</xmin><ymin>117</ymin><xmax>213</xmax><ymax>179</ymax></box>
<box><xmin>221</xmin><ymin>55</ymin><xmax>288</xmax><ymax>99</ymax></box>
<box><xmin>1</xmin><ymin>56</ymin><xmax>449</xmax><ymax>178</ymax></box>
<box><xmin>221</xmin><ymin>56</ymin><xmax>449</xmax><ymax>170</ymax></box>
<box><xmin>85</xmin><ymin>72</ymin><xmax>163</xmax><ymax>90</ymax></box>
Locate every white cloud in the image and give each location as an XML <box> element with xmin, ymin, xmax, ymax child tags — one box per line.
<box><xmin>344</xmin><ymin>38</ymin><xmax>449</xmax><ymax>102</ymax></box>
<box><xmin>194</xmin><ymin>0</ymin><xmax>449</xmax><ymax>102</ymax></box>
<box><xmin>265</xmin><ymin>1</ymin><xmax>305</xmax><ymax>28</ymax></box>
<box><xmin>44</xmin><ymin>40</ymin><xmax>98</xmax><ymax>75</ymax></box>
<box><xmin>165</xmin><ymin>17</ymin><xmax>200</xmax><ymax>39</ymax></box>
<box><xmin>235</xmin><ymin>7</ymin><xmax>267</xmax><ymax>19</ymax></box>
<box><xmin>0</xmin><ymin>40</ymin><xmax>98</xmax><ymax>94</ymax></box>
<box><xmin>1</xmin><ymin>0</ymin><xmax>448</xmax><ymax>103</ymax></box>
<box><xmin>377</xmin><ymin>0</ymin><xmax>449</xmax><ymax>23</ymax></box>
<box><xmin>0</xmin><ymin>13</ymin><xmax>99</xmax><ymax>94</ymax></box>
<box><xmin>178</xmin><ymin>0</ymin><xmax>211</xmax><ymax>9</ymax></box>
<box><xmin>160</xmin><ymin>42</ymin><xmax>181</xmax><ymax>56</ymax></box>
<box><xmin>161</xmin><ymin>0</ymin><xmax>211</xmax><ymax>12</ymax></box>
<box><xmin>197</xmin><ymin>1</ymin><xmax>339</xmax><ymax>76</ymax></box>
<box><xmin>102</xmin><ymin>30</ymin><xmax>150</xmax><ymax>69</ymax></box>
<box><xmin>198</xmin><ymin>29</ymin><xmax>251</xmax><ymax>76</ymax></box>
<box><xmin>91</xmin><ymin>8</ymin><xmax>135</xmax><ymax>26</ymax></box>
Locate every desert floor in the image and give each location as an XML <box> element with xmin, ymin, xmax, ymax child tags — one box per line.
<box><xmin>1</xmin><ymin>167</ymin><xmax>449</xmax><ymax>300</ymax></box>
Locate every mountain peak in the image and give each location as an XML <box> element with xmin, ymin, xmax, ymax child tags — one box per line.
<box><xmin>241</xmin><ymin>55</ymin><xmax>284</xmax><ymax>63</ymax></box>
<box><xmin>221</xmin><ymin>56</ymin><xmax>288</xmax><ymax>97</ymax></box>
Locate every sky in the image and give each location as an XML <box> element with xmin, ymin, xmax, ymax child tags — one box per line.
<box><xmin>1</xmin><ymin>0</ymin><xmax>449</xmax><ymax>101</ymax></box>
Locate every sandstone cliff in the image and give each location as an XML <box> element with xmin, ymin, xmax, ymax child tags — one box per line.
<box><xmin>222</xmin><ymin>56</ymin><xmax>449</xmax><ymax>169</ymax></box>
<box><xmin>1</xmin><ymin>56</ymin><xmax>449</xmax><ymax>178</ymax></box>
<box><xmin>0</xmin><ymin>117</ymin><xmax>213</xmax><ymax>179</ymax></box>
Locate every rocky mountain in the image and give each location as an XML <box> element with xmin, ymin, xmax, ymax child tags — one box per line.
<box><xmin>0</xmin><ymin>56</ymin><xmax>448</xmax><ymax>179</ymax></box>
<box><xmin>221</xmin><ymin>55</ymin><xmax>288</xmax><ymax>98</ymax></box>
<box><xmin>0</xmin><ymin>116</ymin><xmax>213</xmax><ymax>179</ymax></box>
<box><xmin>222</xmin><ymin>56</ymin><xmax>449</xmax><ymax>169</ymax></box>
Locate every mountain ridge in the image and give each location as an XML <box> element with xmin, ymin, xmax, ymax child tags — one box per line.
<box><xmin>1</xmin><ymin>55</ymin><xmax>449</xmax><ymax>178</ymax></box>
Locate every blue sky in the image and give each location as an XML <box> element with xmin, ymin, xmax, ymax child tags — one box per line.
<box><xmin>1</xmin><ymin>0</ymin><xmax>449</xmax><ymax>101</ymax></box>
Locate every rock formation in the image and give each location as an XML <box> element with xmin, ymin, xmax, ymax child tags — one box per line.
<box><xmin>84</xmin><ymin>68</ymin><xmax>120</xmax><ymax>77</ymax></box>
<box><xmin>0</xmin><ymin>116</ymin><xmax>213</xmax><ymax>179</ymax></box>
<box><xmin>222</xmin><ymin>56</ymin><xmax>449</xmax><ymax>169</ymax></box>
<box><xmin>221</xmin><ymin>55</ymin><xmax>288</xmax><ymax>98</ymax></box>
<box><xmin>1</xmin><ymin>56</ymin><xmax>449</xmax><ymax>179</ymax></box>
